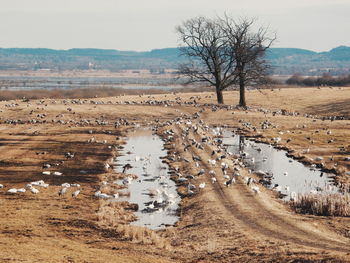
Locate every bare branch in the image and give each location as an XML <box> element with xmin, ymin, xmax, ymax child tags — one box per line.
<box><xmin>176</xmin><ymin>15</ymin><xmax>276</xmax><ymax>105</ymax></box>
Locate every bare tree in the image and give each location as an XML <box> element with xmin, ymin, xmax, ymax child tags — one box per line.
<box><xmin>176</xmin><ymin>17</ymin><xmax>237</xmax><ymax>104</ymax></box>
<box><xmin>221</xmin><ymin>16</ymin><xmax>276</xmax><ymax>107</ymax></box>
<box><xmin>176</xmin><ymin>15</ymin><xmax>275</xmax><ymax>106</ymax></box>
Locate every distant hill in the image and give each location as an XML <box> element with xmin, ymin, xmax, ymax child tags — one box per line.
<box><xmin>0</xmin><ymin>46</ymin><xmax>349</xmax><ymax>75</ymax></box>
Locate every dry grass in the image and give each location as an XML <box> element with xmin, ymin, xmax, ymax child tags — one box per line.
<box><xmin>0</xmin><ymin>85</ymin><xmax>217</xmax><ymax>101</ymax></box>
<box><xmin>0</xmin><ymin>87</ymin><xmax>170</xmax><ymax>100</ymax></box>
<box><xmin>291</xmin><ymin>193</ymin><xmax>350</xmax><ymax>216</ymax></box>
<box><xmin>96</xmin><ymin>200</ymin><xmax>169</xmax><ymax>247</ymax></box>
<box><xmin>117</xmin><ymin>225</ymin><xmax>169</xmax><ymax>248</ymax></box>
<box><xmin>97</xmin><ymin>200</ymin><xmax>137</xmax><ymax>226</ymax></box>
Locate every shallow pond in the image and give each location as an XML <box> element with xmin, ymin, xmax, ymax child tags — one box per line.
<box><xmin>114</xmin><ymin>128</ymin><xmax>180</xmax><ymax>229</ymax></box>
<box><xmin>221</xmin><ymin>130</ymin><xmax>338</xmax><ymax>199</ymax></box>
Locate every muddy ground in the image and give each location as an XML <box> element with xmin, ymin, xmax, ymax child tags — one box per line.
<box><xmin>0</xmin><ymin>87</ymin><xmax>350</xmax><ymax>262</ymax></box>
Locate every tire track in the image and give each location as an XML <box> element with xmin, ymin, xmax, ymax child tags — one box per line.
<box><xmin>173</xmin><ymin>123</ymin><xmax>350</xmax><ymax>254</ymax></box>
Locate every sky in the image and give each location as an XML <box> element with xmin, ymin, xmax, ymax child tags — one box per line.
<box><xmin>0</xmin><ymin>0</ymin><xmax>349</xmax><ymax>52</ymax></box>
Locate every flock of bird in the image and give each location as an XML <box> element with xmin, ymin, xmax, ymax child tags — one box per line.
<box><xmin>2</xmin><ymin>179</ymin><xmax>81</xmax><ymax>198</ymax></box>
<box><xmin>154</xmin><ymin>113</ymin><xmax>265</xmax><ymax>199</ymax></box>
<box><xmin>1</xmin><ymin>95</ymin><xmax>349</xmax><ymax>225</ymax></box>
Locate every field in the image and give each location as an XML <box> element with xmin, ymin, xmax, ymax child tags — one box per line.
<box><xmin>0</xmin><ymin>86</ymin><xmax>350</xmax><ymax>262</ymax></box>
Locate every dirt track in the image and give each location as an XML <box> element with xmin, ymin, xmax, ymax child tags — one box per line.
<box><xmin>0</xmin><ymin>87</ymin><xmax>350</xmax><ymax>262</ymax></box>
<box><xmin>175</xmin><ymin>122</ymin><xmax>349</xmax><ymax>251</ymax></box>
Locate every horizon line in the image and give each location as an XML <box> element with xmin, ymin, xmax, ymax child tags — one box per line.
<box><xmin>0</xmin><ymin>45</ymin><xmax>349</xmax><ymax>53</ymax></box>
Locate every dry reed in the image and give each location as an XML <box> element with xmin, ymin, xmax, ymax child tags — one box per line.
<box><xmin>290</xmin><ymin>193</ymin><xmax>350</xmax><ymax>216</ymax></box>
<box><xmin>96</xmin><ymin>199</ymin><xmax>169</xmax><ymax>248</ymax></box>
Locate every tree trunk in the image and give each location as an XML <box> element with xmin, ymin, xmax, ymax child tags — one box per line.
<box><xmin>239</xmin><ymin>77</ymin><xmax>246</xmax><ymax>108</ymax></box>
<box><xmin>216</xmin><ymin>88</ymin><xmax>224</xmax><ymax>104</ymax></box>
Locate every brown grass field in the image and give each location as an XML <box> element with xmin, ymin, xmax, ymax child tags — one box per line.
<box><xmin>0</xmin><ymin>86</ymin><xmax>350</xmax><ymax>262</ymax></box>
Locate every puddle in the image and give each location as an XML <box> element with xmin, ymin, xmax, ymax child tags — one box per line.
<box><xmin>220</xmin><ymin>129</ymin><xmax>339</xmax><ymax>199</ymax></box>
<box><xmin>114</xmin><ymin>128</ymin><xmax>180</xmax><ymax>229</ymax></box>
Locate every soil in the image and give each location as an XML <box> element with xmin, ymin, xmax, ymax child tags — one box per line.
<box><xmin>0</xmin><ymin>87</ymin><xmax>349</xmax><ymax>262</ymax></box>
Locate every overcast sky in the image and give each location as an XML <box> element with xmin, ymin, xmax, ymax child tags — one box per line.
<box><xmin>0</xmin><ymin>0</ymin><xmax>349</xmax><ymax>52</ymax></box>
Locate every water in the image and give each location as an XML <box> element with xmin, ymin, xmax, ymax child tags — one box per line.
<box><xmin>114</xmin><ymin>128</ymin><xmax>180</xmax><ymax>229</ymax></box>
<box><xmin>0</xmin><ymin>76</ymin><xmax>179</xmax><ymax>91</ymax></box>
<box><xmin>221</xmin><ymin>130</ymin><xmax>338</xmax><ymax>199</ymax></box>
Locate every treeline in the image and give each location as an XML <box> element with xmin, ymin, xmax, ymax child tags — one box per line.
<box><xmin>1</xmin><ymin>46</ymin><xmax>350</xmax><ymax>75</ymax></box>
<box><xmin>286</xmin><ymin>74</ymin><xmax>350</xmax><ymax>86</ymax></box>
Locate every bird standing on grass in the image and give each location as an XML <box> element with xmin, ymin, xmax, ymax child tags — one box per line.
<box><xmin>199</xmin><ymin>183</ymin><xmax>206</xmax><ymax>189</ymax></box>
<box><xmin>58</xmin><ymin>187</ymin><xmax>68</xmax><ymax>196</ymax></box>
<box><xmin>72</xmin><ymin>190</ymin><xmax>80</xmax><ymax>198</ymax></box>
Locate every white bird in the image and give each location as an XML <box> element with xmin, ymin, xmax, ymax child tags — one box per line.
<box><xmin>221</xmin><ymin>162</ymin><xmax>229</xmax><ymax>169</ymax></box>
<box><xmin>251</xmin><ymin>186</ymin><xmax>260</xmax><ymax>194</ymax></box>
<box><xmin>99</xmin><ymin>193</ymin><xmax>110</xmax><ymax>199</ymax></box>
<box><xmin>224</xmin><ymin>177</ymin><xmax>236</xmax><ymax>187</ymax></box>
<box><xmin>94</xmin><ymin>191</ymin><xmax>110</xmax><ymax>199</ymax></box>
<box><xmin>211</xmin><ymin>177</ymin><xmax>217</xmax><ymax>183</ymax></box>
<box><xmin>42</xmin><ymin>171</ymin><xmax>51</xmax><ymax>175</ymax></box>
<box><xmin>148</xmin><ymin>201</ymin><xmax>155</xmax><ymax>209</ymax></box>
<box><xmin>32</xmin><ymin>180</ymin><xmax>49</xmax><ymax>188</ymax></box>
<box><xmin>303</xmin><ymin>148</ymin><xmax>310</xmax><ymax>154</ymax></box>
<box><xmin>208</xmin><ymin>159</ymin><xmax>216</xmax><ymax>166</ymax></box>
<box><xmin>0</xmin><ymin>184</ymin><xmax>3</xmax><ymax>188</ymax></box>
<box><xmin>31</xmin><ymin>187</ymin><xmax>39</xmax><ymax>194</ymax></box>
<box><xmin>8</xmin><ymin>188</ymin><xmax>18</xmax><ymax>193</ymax></box>
<box><xmin>199</xmin><ymin>183</ymin><xmax>206</xmax><ymax>189</ymax></box>
<box><xmin>290</xmin><ymin>191</ymin><xmax>297</xmax><ymax>201</ymax></box>
<box><xmin>72</xmin><ymin>190</ymin><xmax>80</xmax><ymax>198</ymax></box>
<box><xmin>233</xmin><ymin>172</ymin><xmax>241</xmax><ymax>177</ymax></box>
<box><xmin>58</xmin><ymin>187</ymin><xmax>68</xmax><ymax>196</ymax></box>
<box><xmin>187</xmin><ymin>189</ymin><xmax>194</xmax><ymax>195</ymax></box>
<box><xmin>223</xmin><ymin>175</ymin><xmax>230</xmax><ymax>180</ymax></box>
<box><xmin>61</xmin><ymin>183</ymin><xmax>71</xmax><ymax>188</ymax></box>
<box><xmin>53</xmin><ymin>172</ymin><xmax>63</xmax><ymax>176</ymax></box>
<box><xmin>122</xmin><ymin>176</ymin><xmax>133</xmax><ymax>185</ymax></box>
<box><xmin>17</xmin><ymin>188</ymin><xmax>26</xmax><ymax>193</ymax></box>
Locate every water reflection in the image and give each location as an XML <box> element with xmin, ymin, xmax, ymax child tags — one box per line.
<box><xmin>114</xmin><ymin>128</ymin><xmax>180</xmax><ymax>229</ymax></box>
<box><xmin>221</xmin><ymin>130</ymin><xmax>338</xmax><ymax>199</ymax></box>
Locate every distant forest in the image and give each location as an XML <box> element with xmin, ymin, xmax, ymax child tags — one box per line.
<box><xmin>286</xmin><ymin>73</ymin><xmax>350</xmax><ymax>86</ymax></box>
<box><xmin>1</xmin><ymin>46</ymin><xmax>350</xmax><ymax>76</ymax></box>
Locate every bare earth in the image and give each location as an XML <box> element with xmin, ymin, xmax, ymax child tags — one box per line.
<box><xmin>0</xmin><ymin>87</ymin><xmax>350</xmax><ymax>262</ymax></box>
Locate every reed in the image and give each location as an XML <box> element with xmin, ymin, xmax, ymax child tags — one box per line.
<box><xmin>290</xmin><ymin>193</ymin><xmax>350</xmax><ymax>216</ymax></box>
